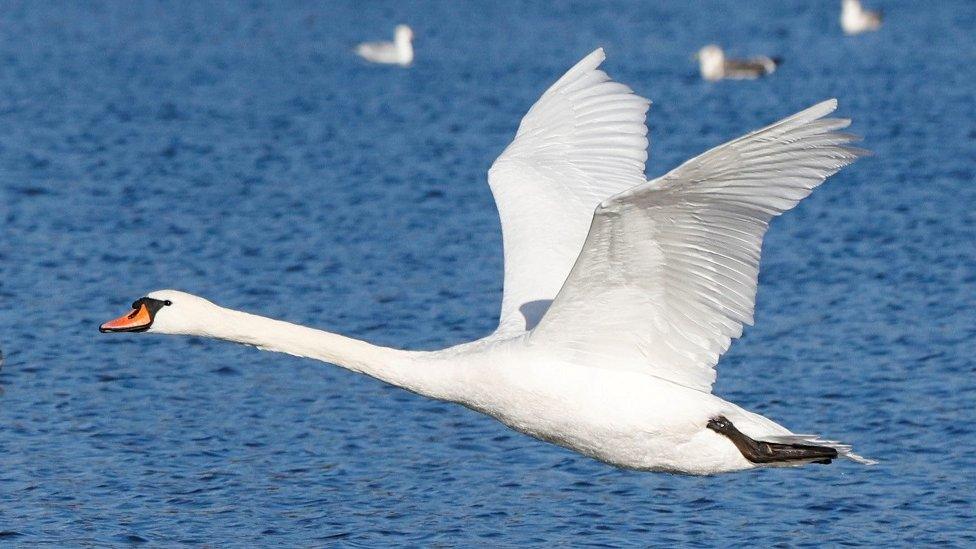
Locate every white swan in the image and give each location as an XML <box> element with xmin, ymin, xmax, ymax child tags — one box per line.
<box><xmin>841</xmin><ymin>0</ymin><xmax>883</xmax><ymax>35</ymax></box>
<box><xmin>696</xmin><ymin>45</ymin><xmax>779</xmax><ymax>81</ymax></box>
<box><xmin>101</xmin><ymin>49</ymin><xmax>874</xmax><ymax>475</ymax></box>
<box><xmin>354</xmin><ymin>24</ymin><xmax>414</xmax><ymax>67</ymax></box>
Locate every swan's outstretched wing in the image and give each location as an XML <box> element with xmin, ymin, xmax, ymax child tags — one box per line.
<box><xmin>488</xmin><ymin>48</ymin><xmax>650</xmax><ymax>336</ymax></box>
<box><xmin>530</xmin><ymin>100</ymin><xmax>866</xmax><ymax>392</ymax></box>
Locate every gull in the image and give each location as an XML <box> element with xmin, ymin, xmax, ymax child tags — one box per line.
<box><xmin>697</xmin><ymin>45</ymin><xmax>779</xmax><ymax>81</ymax></box>
<box><xmin>842</xmin><ymin>0</ymin><xmax>883</xmax><ymax>35</ymax></box>
<box><xmin>355</xmin><ymin>24</ymin><xmax>414</xmax><ymax>67</ymax></box>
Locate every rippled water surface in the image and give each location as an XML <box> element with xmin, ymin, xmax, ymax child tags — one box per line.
<box><xmin>1</xmin><ymin>1</ymin><xmax>975</xmax><ymax>545</ymax></box>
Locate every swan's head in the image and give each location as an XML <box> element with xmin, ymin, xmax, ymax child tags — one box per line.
<box><xmin>100</xmin><ymin>290</ymin><xmax>218</xmax><ymax>335</ymax></box>
<box><xmin>697</xmin><ymin>45</ymin><xmax>724</xmax><ymax>64</ymax></box>
<box><xmin>697</xmin><ymin>45</ymin><xmax>725</xmax><ymax>80</ymax></box>
<box><xmin>395</xmin><ymin>24</ymin><xmax>413</xmax><ymax>43</ymax></box>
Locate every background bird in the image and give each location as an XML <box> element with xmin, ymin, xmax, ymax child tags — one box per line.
<box><xmin>354</xmin><ymin>24</ymin><xmax>414</xmax><ymax>66</ymax></box>
<box><xmin>841</xmin><ymin>0</ymin><xmax>883</xmax><ymax>35</ymax></box>
<box><xmin>696</xmin><ymin>44</ymin><xmax>779</xmax><ymax>81</ymax></box>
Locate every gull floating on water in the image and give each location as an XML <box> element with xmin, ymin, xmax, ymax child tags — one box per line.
<box><xmin>355</xmin><ymin>24</ymin><xmax>414</xmax><ymax>67</ymax></box>
<box><xmin>101</xmin><ymin>49</ymin><xmax>873</xmax><ymax>475</ymax></box>
<box><xmin>842</xmin><ymin>0</ymin><xmax>883</xmax><ymax>35</ymax></box>
<box><xmin>697</xmin><ymin>45</ymin><xmax>778</xmax><ymax>81</ymax></box>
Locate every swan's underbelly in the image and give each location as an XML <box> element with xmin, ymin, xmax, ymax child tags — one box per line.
<box><xmin>464</xmin><ymin>362</ymin><xmax>756</xmax><ymax>474</ymax></box>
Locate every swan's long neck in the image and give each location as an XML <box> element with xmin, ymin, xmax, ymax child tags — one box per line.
<box><xmin>179</xmin><ymin>304</ymin><xmax>461</xmax><ymax>400</ymax></box>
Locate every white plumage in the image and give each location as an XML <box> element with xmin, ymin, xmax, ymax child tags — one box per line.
<box><xmin>533</xmin><ymin>99</ymin><xmax>865</xmax><ymax>392</ymax></box>
<box><xmin>488</xmin><ymin>49</ymin><xmax>650</xmax><ymax>335</ymax></box>
<box><xmin>842</xmin><ymin>0</ymin><xmax>883</xmax><ymax>35</ymax></box>
<box><xmin>103</xmin><ymin>49</ymin><xmax>874</xmax><ymax>474</ymax></box>
<box><xmin>355</xmin><ymin>24</ymin><xmax>414</xmax><ymax>67</ymax></box>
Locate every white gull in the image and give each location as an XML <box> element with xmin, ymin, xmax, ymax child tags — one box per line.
<box><xmin>355</xmin><ymin>24</ymin><xmax>414</xmax><ymax>67</ymax></box>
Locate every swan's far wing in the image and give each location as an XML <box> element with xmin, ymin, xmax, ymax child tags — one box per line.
<box><xmin>529</xmin><ymin>100</ymin><xmax>866</xmax><ymax>392</ymax></box>
<box><xmin>488</xmin><ymin>49</ymin><xmax>650</xmax><ymax>336</ymax></box>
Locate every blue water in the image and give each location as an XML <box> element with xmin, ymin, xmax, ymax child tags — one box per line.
<box><xmin>0</xmin><ymin>0</ymin><xmax>974</xmax><ymax>545</ymax></box>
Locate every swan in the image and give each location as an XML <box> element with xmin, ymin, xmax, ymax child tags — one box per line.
<box><xmin>696</xmin><ymin>45</ymin><xmax>779</xmax><ymax>81</ymax></box>
<box><xmin>101</xmin><ymin>49</ymin><xmax>874</xmax><ymax>475</ymax></box>
<box><xmin>354</xmin><ymin>24</ymin><xmax>414</xmax><ymax>67</ymax></box>
<box><xmin>841</xmin><ymin>0</ymin><xmax>883</xmax><ymax>35</ymax></box>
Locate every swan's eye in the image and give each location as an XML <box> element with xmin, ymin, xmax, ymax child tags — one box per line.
<box><xmin>164</xmin><ymin>300</ymin><xmax>172</xmax><ymax>306</ymax></box>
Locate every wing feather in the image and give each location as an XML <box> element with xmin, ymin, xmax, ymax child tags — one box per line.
<box><xmin>529</xmin><ymin>100</ymin><xmax>866</xmax><ymax>392</ymax></box>
<box><xmin>487</xmin><ymin>49</ymin><xmax>650</xmax><ymax>336</ymax></box>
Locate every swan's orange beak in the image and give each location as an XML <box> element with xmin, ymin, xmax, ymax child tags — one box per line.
<box><xmin>100</xmin><ymin>304</ymin><xmax>152</xmax><ymax>333</ymax></box>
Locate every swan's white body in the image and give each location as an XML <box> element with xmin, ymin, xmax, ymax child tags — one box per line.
<box><xmin>697</xmin><ymin>45</ymin><xmax>778</xmax><ymax>81</ymax></box>
<box><xmin>841</xmin><ymin>0</ymin><xmax>882</xmax><ymax>35</ymax></box>
<box><xmin>107</xmin><ymin>49</ymin><xmax>873</xmax><ymax>475</ymax></box>
<box><xmin>355</xmin><ymin>25</ymin><xmax>414</xmax><ymax>66</ymax></box>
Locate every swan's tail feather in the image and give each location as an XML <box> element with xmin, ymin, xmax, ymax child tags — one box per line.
<box><xmin>764</xmin><ymin>434</ymin><xmax>878</xmax><ymax>465</ymax></box>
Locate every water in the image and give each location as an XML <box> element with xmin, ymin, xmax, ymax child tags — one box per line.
<box><xmin>0</xmin><ymin>0</ymin><xmax>974</xmax><ymax>545</ymax></box>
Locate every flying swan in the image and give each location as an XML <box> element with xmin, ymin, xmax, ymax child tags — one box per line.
<box><xmin>102</xmin><ymin>49</ymin><xmax>873</xmax><ymax>475</ymax></box>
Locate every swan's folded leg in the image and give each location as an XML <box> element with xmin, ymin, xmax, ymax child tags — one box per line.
<box><xmin>707</xmin><ymin>416</ymin><xmax>838</xmax><ymax>464</ymax></box>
